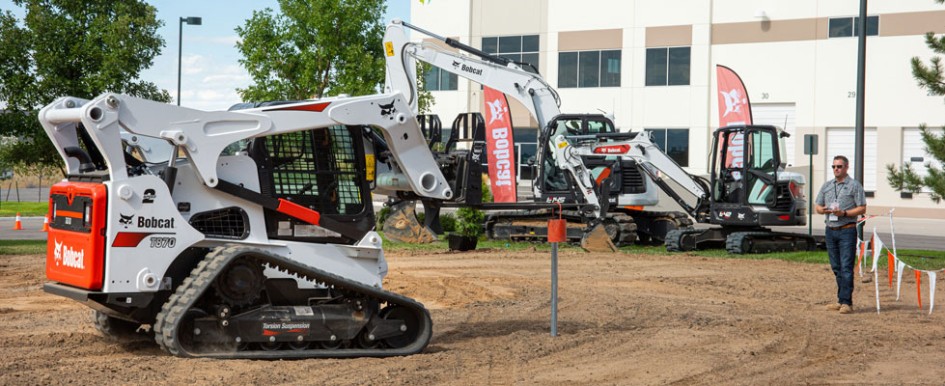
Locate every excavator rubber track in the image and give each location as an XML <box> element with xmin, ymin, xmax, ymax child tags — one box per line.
<box><xmin>486</xmin><ymin>210</ymin><xmax>638</xmax><ymax>246</ymax></box>
<box><xmin>623</xmin><ymin>210</ymin><xmax>693</xmax><ymax>245</ymax></box>
<box><xmin>154</xmin><ymin>244</ymin><xmax>432</xmax><ymax>359</ymax></box>
<box><xmin>664</xmin><ymin>228</ymin><xmax>706</xmax><ymax>252</ymax></box>
<box><xmin>666</xmin><ymin>228</ymin><xmax>819</xmax><ymax>254</ymax></box>
<box><xmin>725</xmin><ymin>231</ymin><xmax>818</xmax><ymax>254</ymax></box>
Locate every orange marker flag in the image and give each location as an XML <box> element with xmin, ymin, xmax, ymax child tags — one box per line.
<box><xmin>916</xmin><ymin>270</ymin><xmax>923</xmax><ymax>310</ymax></box>
<box><xmin>887</xmin><ymin>250</ymin><xmax>896</xmax><ymax>288</ymax></box>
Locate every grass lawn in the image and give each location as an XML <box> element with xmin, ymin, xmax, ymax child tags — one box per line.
<box><xmin>6</xmin><ymin>232</ymin><xmax>942</xmax><ymax>271</ymax></box>
<box><xmin>382</xmin><ymin>233</ymin><xmax>945</xmax><ymax>270</ymax></box>
<box><xmin>0</xmin><ymin>202</ymin><xmax>49</xmax><ymax>217</ymax></box>
<box><xmin>0</xmin><ymin>240</ymin><xmax>46</xmax><ymax>256</ymax></box>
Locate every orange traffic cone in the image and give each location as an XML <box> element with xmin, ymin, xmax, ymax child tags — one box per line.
<box><xmin>42</xmin><ymin>215</ymin><xmax>50</xmax><ymax>232</ymax></box>
<box><xmin>13</xmin><ymin>213</ymin><xmax>23</xmax><ymax>230</ymax></box>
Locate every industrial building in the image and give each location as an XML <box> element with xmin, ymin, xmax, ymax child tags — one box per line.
<box><xmin>411</xmin><ymin>0</ymin><xmax>945</xmax><ymax>218</ymax></box>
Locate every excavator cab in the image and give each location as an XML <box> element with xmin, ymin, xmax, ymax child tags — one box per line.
<box><xmin>537</xmin><ymin>114</ymin><xmax>645</xmax><ymax>202</ymax></box>
<box><xmin>665</xmin><ymin>124</ymin><xmax>813</xmax><ymax>253</ymax></box>
<box><xmin>709</xmin><ymin>125</ymin><xmax>806</xmax><ymax>228</ymax></box>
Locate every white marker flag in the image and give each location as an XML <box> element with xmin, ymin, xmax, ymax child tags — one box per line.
<box><xmin>928</xmin><ymin>271</ymin><xmax>937</xmax><ymax>315</ymax></box>
<box><xmin>896</xmin><ymin>260</ymin><xmax>906</xmax><ymax>301</ymax></box>
<box><xmin>872</xmin><ymin>229</ymin><xmax>884</xmax><ymax>313</ymax></box>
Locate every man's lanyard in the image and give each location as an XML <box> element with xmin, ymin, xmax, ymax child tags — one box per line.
<box><xmin>833</xmin><ymin>180</ymin><xmax>844</xmax><ymax>203</ymax></box>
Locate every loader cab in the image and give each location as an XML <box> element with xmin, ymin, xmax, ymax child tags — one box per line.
<box><xmin>710</xmin><ymin>125</ymin><xmax>802</xmax><ymax>226</ymax></box>
<box><xmin>248</xmin><ymin>125</ymin><xmax>375</xmax><ymax>244</ymax></box>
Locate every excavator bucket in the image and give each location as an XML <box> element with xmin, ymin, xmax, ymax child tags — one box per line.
<box><xmin>580</xmin><ymin>223</ymin><xmax>618</xmax><ymax>252</ymax></box>
<box><xmin>383</xmin><ymin>200</ymin><xmax>438</xmax><ymax>243</ymax></box>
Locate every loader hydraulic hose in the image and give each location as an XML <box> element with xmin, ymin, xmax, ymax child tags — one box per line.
<box><xmin>63</xmin><ymin>146</ymin><xmax>96</xmax><ymax>173</ymax></box>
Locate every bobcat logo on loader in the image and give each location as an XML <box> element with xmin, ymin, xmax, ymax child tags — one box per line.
<box><xmin>119</xmin><ymin>213</ymin><xmax>134</xmax><ymax>228</ymax></box>
<box><xmin>53</xmin><ymin>239</ymin><xmax>85</xmax><ymax>269</ymax></box>
<box><xmin>379</xmin><ymin>100</ymin><xmax>397</xmax><ymax>120</ymax></box>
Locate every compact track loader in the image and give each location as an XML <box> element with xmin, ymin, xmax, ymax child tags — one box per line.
<box><xmin>40</xmin><ymin>92</ymin><xmax>476</xmax><ymax>358</ymax></box>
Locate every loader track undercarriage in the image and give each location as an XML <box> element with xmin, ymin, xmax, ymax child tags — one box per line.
<box><xmin>154</xmin><ymin>245</ymin><xmax>432</xmax><ymax>359</ymax></box>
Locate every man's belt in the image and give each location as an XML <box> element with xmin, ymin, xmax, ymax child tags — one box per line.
<box><xmin>827</xmin><ymin>223</ymin><xmax>856</xmax><ymax>231</ymax></box>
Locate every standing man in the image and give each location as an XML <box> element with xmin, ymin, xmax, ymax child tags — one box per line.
<box><xmin>815</xmin><ymin>155</ymin><xmax>867</xmax><ymax>314</ymax></box>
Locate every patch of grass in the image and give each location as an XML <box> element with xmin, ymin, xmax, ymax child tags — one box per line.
<box><xmin>379</xmin><ymin>232</ymin><xmax>582</xmax><ymax>253</ymax></box>
<box><xmin>894</xmin><ymin>249</ymin><xmax>945</xmax><ymax>271</ymax></box>
<box><xmin>624</xmin><ymin>245</ymin><xmax>830</xmax><ymax>264</ymax></box>
<box><xmin>0</xmin><ymin>202</ymin><xmax>49</xmax><ymax>217</ymax></box>
<box><xmin>0</xmin><ymin>240</ymin><xmax>46</xmax><ymax>255</ymax></box>
<box><xmin>625</xmin><ymin>245</ymin><xmax>945</xmax><ymax>270</ymax></box>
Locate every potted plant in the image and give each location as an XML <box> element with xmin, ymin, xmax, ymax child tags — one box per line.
<box><xmin>449</xmin><ymin>207</ymin><xmax>484</xmax><ymax>251</ymax></box>
<box><xmin>448</xmin><ymin>176</ymin><xmax>491</xmax><ymax>251</ymax></box>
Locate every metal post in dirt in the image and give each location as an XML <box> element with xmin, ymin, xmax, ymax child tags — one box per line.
<box><xmin>547</xmin><ymin>203</ymin><xmax>566</xmax><ymax>337</ymax></box>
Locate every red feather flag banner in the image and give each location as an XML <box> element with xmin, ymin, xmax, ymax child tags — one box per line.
<box><xmin>916</xmin><ymin>270</ymin><xmax>923</xmax><ymax>310</ymax></box>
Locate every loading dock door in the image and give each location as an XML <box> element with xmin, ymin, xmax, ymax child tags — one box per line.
<box><xmin>826</xmin><ymin>127</ymin><xmax>876</xmax><ymax>191</ymax></box>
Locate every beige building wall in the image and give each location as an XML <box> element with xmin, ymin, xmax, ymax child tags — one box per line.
<box><xmin>411</xmin><ymin>0</ymin><xmax>945</xmax><ymax>218</ymax></box>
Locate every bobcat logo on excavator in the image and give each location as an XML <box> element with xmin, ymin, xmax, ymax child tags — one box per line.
<box><xmin>379</xmin><ymin>100</ymin><xmax>397</xmax><ymax>120</ymax></box>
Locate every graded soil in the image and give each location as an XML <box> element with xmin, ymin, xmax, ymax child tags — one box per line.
<box><xmin>1</xmin><ymin>248</ymin><xmax>943</xmax><ymax>385</ymax></box>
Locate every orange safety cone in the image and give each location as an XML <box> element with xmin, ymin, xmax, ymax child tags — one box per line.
<box><xmin>42</xmin><ymin>215</ymin><xmax>50</xmax><ymax>232</ymax></box>
<box><xmin>13</xmin><ymin>212</ymin><xmax>23</xmax><ymax>230</ymax></box>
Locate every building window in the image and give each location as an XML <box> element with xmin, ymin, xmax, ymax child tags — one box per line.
<box><xmin>423</xmin><ymin>66</ymin><xmax>457</xmax><ymax>91</ymax></box>
<box><xmin>645</xmin><ymin>128</ymin><xmax>689</xmax><ymax>166</ymax></box>
<box><xmin>828</xmin><ymin>16</ymin><xmax>879</xmax><ymax>38</ymax></box>
<box><xmin>645</xmin><ymin>47</ymin><xmax>690</xmax><ymax>86</ymax></box>
<box><xmin>558</xmin><ymin>50</ymin><xmax>621</xmax><ymax>88</ymax></box>
<box><xmin>482</xmin><ymin>35</ymin><xmax>539</xmax><ymax>72</ymax></box>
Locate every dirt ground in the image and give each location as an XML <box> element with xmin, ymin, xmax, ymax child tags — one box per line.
<box><xmin>2</xmin><ymin>247</ymin><xmax>944</xmax><ymax>385</ymax></box>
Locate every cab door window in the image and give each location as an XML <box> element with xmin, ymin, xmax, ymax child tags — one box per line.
<box><xmin>746</xmin><ymin>130</ymin><xmax>777</xmax><ymax>205</ymax></box>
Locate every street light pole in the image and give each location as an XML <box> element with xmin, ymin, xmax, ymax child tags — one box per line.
<box><xmin>854</xmin><ymin>0</ymin><xmax>867</xmax><ymax>184</ymax></box>
<box><xmin>177</xmin><ymin>16</ymin><xmax>202</xmax><ymax>106</ymax></box>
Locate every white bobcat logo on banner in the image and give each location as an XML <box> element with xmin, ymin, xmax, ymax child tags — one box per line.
<box><xmin>52</xmin><ymin>238</ymin><xmax>85</xmax><ymax>269</ymax></box>
<box><xmin>486</xmin><ymin>98</ymin><xmax>507</xmax><ymax>124</ymax></box>
<box><xmin>720</xmin><ymin>89</ymin><xmax>747</xmax><ymax>119</ymax></box>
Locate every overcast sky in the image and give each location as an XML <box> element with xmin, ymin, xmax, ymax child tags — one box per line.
<box><xmin>0</xmin><ymin>0</ymin><xmax>411</xmax><ymax>111</ymax></box>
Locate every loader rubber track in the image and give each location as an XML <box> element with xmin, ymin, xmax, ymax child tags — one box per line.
<box><xmin>154</xmin><ymin>244</ymin><xmax>432</xmax><ymax>359</ymax></box>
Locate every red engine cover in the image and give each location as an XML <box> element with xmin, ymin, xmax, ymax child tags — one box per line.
<box><xmin>46</xmin><ymin>182</ymin><xmax>108</xmax><ymax>290</ymax></box>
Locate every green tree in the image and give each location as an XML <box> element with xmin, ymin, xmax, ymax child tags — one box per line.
<box><xmin>886</xmin><ymin>0</ymin><xmax>945</xmax><ymax>203</ymax></box>
<box><xmin>416</xmin><ymin>62</ymin><xmax>434</xmax><ymax>114</ymax></box>
<box><xmin>0</xmin><ymin>0</ymin><xmax>169</xmax><ymax>171</ymax></box>
<box><xmin>236</xmin><ymin>0</ymin><xmax>387</xmax><ymax>101</ymax></box>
